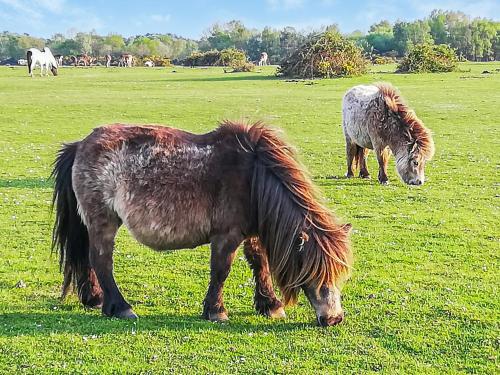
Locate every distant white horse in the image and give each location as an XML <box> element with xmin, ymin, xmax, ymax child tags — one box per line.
<box><xmin>144</xmin><ymin>60</ymin><xmax>154</xmax><ymax>67</ymax></box>
<box><xmin>27</xmin><ymin>47</ymin><xmax>58</xmax><ymax>77</ymax></box>
<box><xmin>54</xmin><ymin>54</ymin><xmax>64</xmax><ymax>66</ymax></box>
<box><xmin>259</xmin><ymin>52</ymin><xmax>269</xmax><ymax>66</ymax></box>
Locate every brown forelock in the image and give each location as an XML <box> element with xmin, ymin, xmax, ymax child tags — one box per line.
<box><xmin>219</xmin><ymin>120</ymin><xmax>352</xmax><ymax>305</ymax></box>
<box><xmin>375</xmin><ymin>83</ymin><xmax>435</xmax><ymax>160</ymax></box>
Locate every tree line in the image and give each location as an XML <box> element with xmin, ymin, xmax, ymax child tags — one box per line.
<box><xmin>0</xmin><ymin>9</ymin><xmax>498</xmax><ymax>63</ymax></box>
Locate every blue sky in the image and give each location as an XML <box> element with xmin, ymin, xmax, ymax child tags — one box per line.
<box><xmin>0</xmin><ymin>0</ymin><xmax>498</xmax><ymax>38</ymax></box>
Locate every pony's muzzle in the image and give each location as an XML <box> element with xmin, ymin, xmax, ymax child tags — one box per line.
<box><xmin>317</xmin><ymin>311</ymin><xmax>344</xmax><ymax>327</ymax></box>
<box><xmin>409</xmin><ymin>178</ymin><xmax>423</xmax><ymax>186</ymax></box>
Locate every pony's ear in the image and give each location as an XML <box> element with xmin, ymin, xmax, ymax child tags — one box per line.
<box><xmin>341</xmin><ymin>223</ymin><xmax>352</xmax><ymax>234</ymax></box>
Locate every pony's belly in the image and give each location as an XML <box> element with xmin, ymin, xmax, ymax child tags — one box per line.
<box><xmin>112</xmin><ymin>190</ymin><xmax>212</xmax><ymax>251</ymax></box>
<box><xmin>345</xmin><ymin>123</ymin><xmax>373</xmax><ymax>149</ymax></box>
<box><xmin>126</xmin><ymin>219</ymin><xmax>210</xmax><ymax>251</ymax></box>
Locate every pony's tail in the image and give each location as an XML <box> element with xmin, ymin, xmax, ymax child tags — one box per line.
<box><xmin>26</xmin><ymin>50</ymin><xmax>32</xmax><ymax>75</ymax></box>
<box><xmin>51</xmin><ymin>142</ymin><xmax>102</xmax><ymax>307</ymax></box>
<box><xmin>353</xmin><ymin>145</ymin><xmax>364</xmax><ymax>170</ymax></box>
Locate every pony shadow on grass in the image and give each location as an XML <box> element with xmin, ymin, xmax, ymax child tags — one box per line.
<box><xmin>314</xmin><ymin>175</ymin><xmax>374</xmax><ymax>188</ymax></box>
<box><xmin>165</xmin><ymin>74</ymin><xmax>279</xmax><ymax>83</ymax></box>
<box><xmin>0</xmin><ymin>178</ymin><xmax>52</xmax><ymax>189</ymax></box>
<box><xmin>0</xmin><ymin>310</ymin><xmax>312</xmax><ymax>338</ymax></box>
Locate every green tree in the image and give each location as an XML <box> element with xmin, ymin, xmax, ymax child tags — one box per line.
<box><xmin>259</xmin><ymin>27</ymin><xmax>281</xmax><ymax>62</ymax></box>
<box><xmin>428</xmin><ymin>10</ymin><xmax>448</xmax><ymax>44</ymax></box>
<box><xmin>394</xmin><ymin>20</ymin><xmax>433</xmax><ymax>55</ymax></box>
<box><xmin>105</xmin><ymin>34</ymin><xmax>125</xmax><ymax>53</ymax></box>
<box><xmin>365</xmin><ymin>20</ymin><xmax>395</xmax><ymax>54</ymax></box>
<box><xmin>444</xmin><ymin>11</ymin><xmax>472</xmax><ymax>59</ymax></box>
<box><xmin>470</xmin><ymin>19</ymin><xmax>498</xmax><ymax>60</ymax></box>
<box><xmin>52</xmin><ymin>39</ymin><xmax>83</xmax><ymax>56</ymax></box>
<box><xmin>279</xmin><ymin>27</ymin><xmax>304</xmax><ymax>58</ymax></box>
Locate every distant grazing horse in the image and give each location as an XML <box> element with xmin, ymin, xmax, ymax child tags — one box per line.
<box><xmin>74</xmin><ymin>53</ymin><xmax>95</xmax><ymax>67</ymax></box>
<box><xmin>52</xmin><ymin>121</ymin><xmax>352</xmax><ymax>326</ymax></box>
<box><xmin>144</xmin><ymin>60</ymin><xmax>154</xmax><ymax>67</ymax></box>
<box><xmin>27</xmin><ymin>47</ymin><xmax>58</xmax><ymax>77</ymax></box>
<box><xmin>119</xmin><ymin>54</ymin><xmax>133</xmax><ymax>67</ymax></box>
<box><xmin>105</xmin><ymin>54</ymin><xmax>112</xmax><ymax>68</ymax></box>
<box><xmin>259</xmin><ymin>52</ymin><xmax>268</xmax><ymax>66</ymax></box>
<box><xmin>54</xmin><ymin>54</ymin><xmax>64</xmax><ymax>66</ymax></box>
<box><xmin>342</xmin><ymin>83</ymin><xmax>434</xmax><ymax>185</ymax></box>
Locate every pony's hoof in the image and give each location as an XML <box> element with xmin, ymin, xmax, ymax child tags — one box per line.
<box><xmin>360</xmin><ymin>174</ymin><xmax>371</xmax><ymax>179</ymax></box>
<box><xmin>345</xmin><ymin>173</ymin><xmax>354</xmax><ymax>179</ymax></box>
<box><xmin>86</xmin><ymin>303</ymin><xmax>103</xmax><ymax>310</ymax></box>
<box><xmin>268</xmin><ymin>306</ymin><xmax>286</xmax><ymax>319</ymax></box>
<box><xmin>113</xmin><ymin>308</ymin><xmax>138</xmax><ymax>319</ymax></box>
<box><xmin>379</xmin><ymin>179</ymin><xmax>389</xmax><ymax>185</ymax></box>
<box><xmin>208</xmin><ymin>312</ymin><xmax>229</xmax><ymax>322</ymax></box>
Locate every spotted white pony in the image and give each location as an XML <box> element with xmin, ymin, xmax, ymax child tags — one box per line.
<box><xmin>27</xmin><ymin>47</ymin><xmax>58</xmax><ymax>77</ymax></box>
<box><xmin>258</xmin><ymin>52</ymin><xmax>269</xmax><ymax>66</ymax></box>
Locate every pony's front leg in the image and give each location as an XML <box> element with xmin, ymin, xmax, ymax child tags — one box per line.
<box><xmin>243</xmin><ymin>237</ymin><xmax>285</xmax><ymax>318</ymax></box>
<box><xmin>202</xmin><ymin>232</ymin><xmax>243</xmax><ymax>322</ymax></box>
<box><xmin>88</xmin><ymin>220</ymin><xmax>136</xmax><ymax>319</ymax></box>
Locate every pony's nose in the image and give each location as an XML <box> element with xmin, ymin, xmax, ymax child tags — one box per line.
<box><xmin>318</xmin><ymin>312</ymin><xmax>344</xmax><ymax>327</ymax></box>
<box><xmin>409</xmin><ymin>178</ymin><xmax>422</xmax><ymax>185</ymax></box>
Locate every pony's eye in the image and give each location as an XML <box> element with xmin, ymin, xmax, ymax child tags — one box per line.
<box><xmin>413</xmin><ymin>160</ymin><xmax>419</xmax><ymax>167</ymax></box>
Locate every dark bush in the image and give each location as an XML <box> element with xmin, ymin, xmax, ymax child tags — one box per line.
<box><xmin>397</xmin><ymin>43</ymin><xmax>458</xmax><ymax>73</ymax></box>
<box><xmin>277</xmin><ymin>31</ymin><xmax>368</xmax><ymax>79</ymax></box>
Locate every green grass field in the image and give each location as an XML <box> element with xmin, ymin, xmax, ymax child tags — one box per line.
<box><xmin>0</xmin><ymin>63</ymin><xmax>498</xmax><ymax>374</ymax></box>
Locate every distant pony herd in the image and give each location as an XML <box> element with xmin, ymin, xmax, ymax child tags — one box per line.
<box><xmin>24</xmin><ymin>48</ymin><xmax>137</xmax><ymax>76</ymax></box>
<box><xmin>22</xmin><ymin>44</ymin><xmax>435</xmax><ymax>327</ymax></box>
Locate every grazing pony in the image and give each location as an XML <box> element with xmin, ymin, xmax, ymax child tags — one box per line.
<box><xmin>75</xmin><ymin>53</ymin><xmax>95</xmax><ymax>67</ymax></box>
<box><xmin>342</xmin><ymin>83</ymin><xmax>434</xmax><ymax>185</ymax></box>
<box><xmin>26</xmin><ymin>47</ymin><xmax>58</xmax><ymax>77</ymax></box>
<box><xmin>259</xmin><ymin>52</ymin><xmax>269</xmax><ymax>66</ymax></box>
<box><xmin>54</xmin><ymin>54</ymin><xmax>64</xmax><ymax>66</ymax></box>
<box><xmin>119</xmin><ymin>54</ymin><xmax>133</xmax><ymax>67</ymax></box>
<box><xmin>52</xmin><ymin>121</ymin><xmax>352</xmax><ymax>326</ymax></box>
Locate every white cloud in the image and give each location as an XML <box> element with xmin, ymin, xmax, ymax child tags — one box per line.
<box><xmin>0</xmin><ymin>0</ymin><xmax>41</xmax><ymax>18</ymax></box>
<box><xmin>0</xmin><ymin>0</ymin><xmax>104</xmax><ymax>34</ymax></box>
<box><xmin>266</xmin><ymin>0</ymin><xmax>305</xmax><ymax>10</ymax></box>
<box><xmin>150</xmin><ymin>13</ymin><xmax>171</xmax><ymax>22</ymax></box>
<box><xmin>33</xmin><ymin>0</ymin><xmax>65</xmax><ymax>13</ymax></box>
<box><xmin>408</xmin><ymin>0</ymin><xmax>500</xmax><ymax>19</ymax></box>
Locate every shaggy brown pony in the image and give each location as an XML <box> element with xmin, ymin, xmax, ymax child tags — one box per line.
<box><xmin>52</xmin><ymin>121</ymin><xmax>352</xmax><ymax>326</ymax></box>
<box><xmin>342</xmin><ymin>82</ymin><xmax>435</xmax><ymax>185</ymax></box>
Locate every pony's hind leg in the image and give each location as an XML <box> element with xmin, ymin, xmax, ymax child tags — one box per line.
<box><xmin>203</xmin><ymin>231</ymin><xmax>243</xmax><ymax>322</ymax></box>
<box><xmin>345</xmin><ymin>141</ymin><xmax>357</xmax><ymax>178</ymax></box>
<box><xmin>243</xmin><ymin>238</ymin><xmax>285</xmax><ymax>318</ymax></box>
<box><xmin>87</xmin><ymin>217</ymin><xmax>136</xmax><ymax>319</ymax></box>
<box><xmin>375</xmin><ymin>146</ymin><xmax>391</xmax><ymax>184</ymax></box>
<box><xmin>359</xmin><ymin>147</ymin><xmax>371</xmax><ymax>179</ymax></box>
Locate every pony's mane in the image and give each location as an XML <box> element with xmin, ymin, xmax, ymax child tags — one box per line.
<box><xmin>375</xmin><ymin>83</ymin><xmax>435</xmax><ymax>160</ymax></box>
<box><xmin>218</xmin><ymin>121</ymin><xmax>352</xmax><ymax>304</ymax></box>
